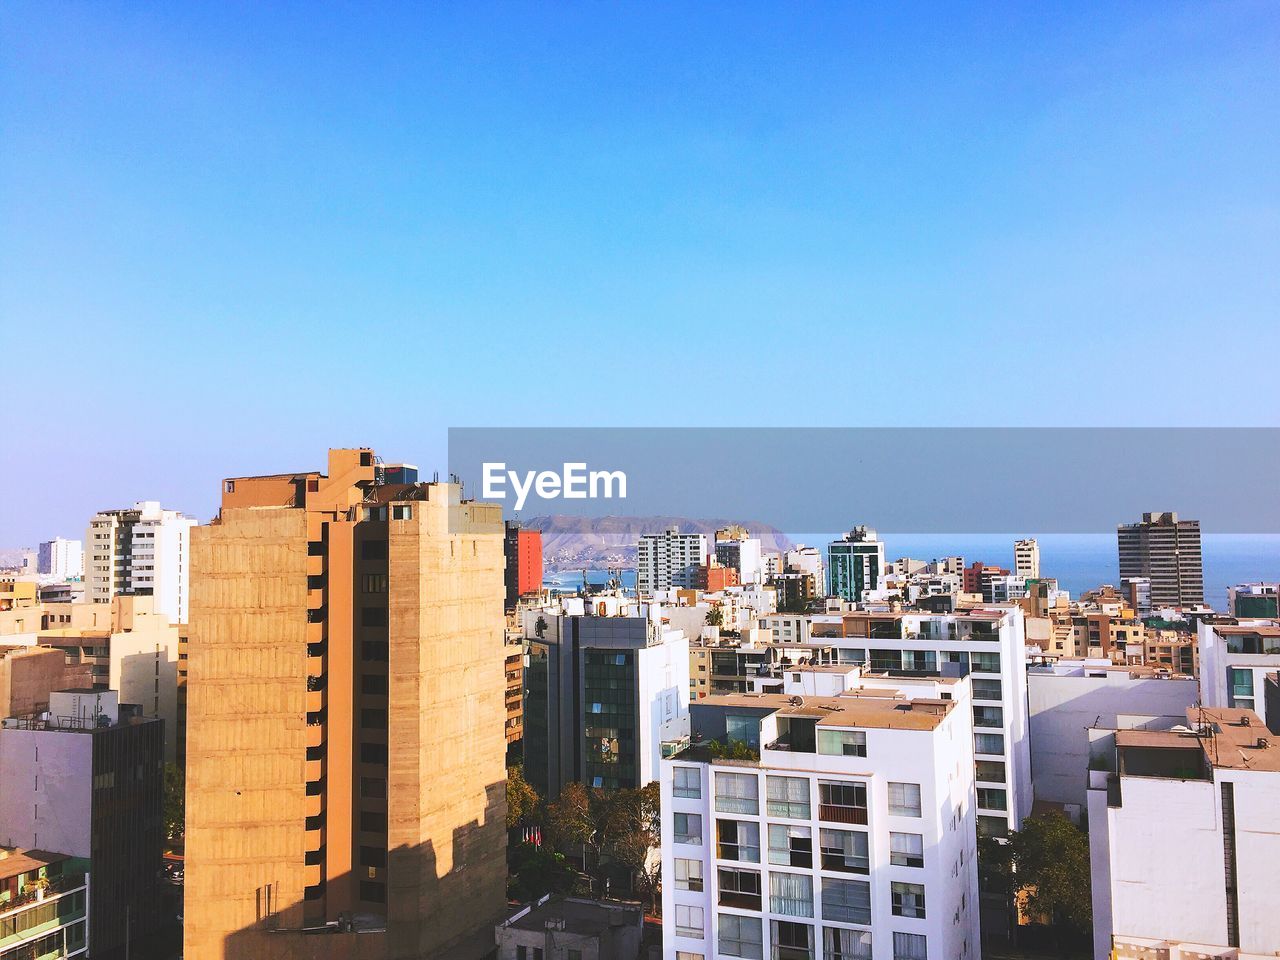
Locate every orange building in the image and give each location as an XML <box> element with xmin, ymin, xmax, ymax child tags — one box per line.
<box><xmin>503</xmin><ymin>522</ymin><xmax>542</xmax><ymax>610</ymax></box>
<box><xmin>184</xmin><ymin>448</ymin><xmax>507</xmax><ymax>960</ymax></box>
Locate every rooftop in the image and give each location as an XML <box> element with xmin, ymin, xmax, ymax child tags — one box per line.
<box><xmin>0</xmin><ymin>848</ymin><xmax>68</xmax><ymax>883</ymax></box>
<box><xmin>502</xmin><ymin>897</ymin><xmax>643</xmax><ymax>936</ymax></box>
<box><xmin>696</xmin><ymin>689</ymin><xmax>954</xmax><ymax>731</ymax></box>
<box><xmin>1116</xmin><ymin>707</ymin><xmax>1280</xmax><ymax>774</ymax></box>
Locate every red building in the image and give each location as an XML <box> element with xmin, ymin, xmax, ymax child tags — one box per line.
<box><xmin>698</xmin><ymin>559</ymin><xmax>740</xmax><ymax>592</ymax></box>
<box><xmin>504</xmin><ymin>522</ymin><xmax>543</xmax><ymax>610</ymax></box>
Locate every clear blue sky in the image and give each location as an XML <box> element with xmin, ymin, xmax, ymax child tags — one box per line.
<box><xmin>2</xmin><ymin>2</ymin><xmax>1278</xmax><ymax>543</ymax></box>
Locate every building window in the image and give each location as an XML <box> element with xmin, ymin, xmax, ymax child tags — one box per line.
<box><xmin>893</xmin><ymin>931</ymin><xmax>928</xmax><ymax>960</ymax></box>
<box><xmin>971</xmin><ymin>678</ymin><xmax>1002</xmax><ymax>700</ymax></box>
<box><xmin>973</xmin><ymin>705</ymin><xmax>1003</xmax><ymax>728</ymax></box>
<box><xmin>674</xmin><ymin>813</ymin><xmax>703</xmax><ymax>845</ymax></box>
<box><xmin>673</xmin><ymin>766</ymin><xmax>701</xmax><ymax>799</ymax></box>
<box><xmin>360</xmin><ymin>539</ymin><xmax>388</xmax><ymax>560</ymax></box>
<box><xmin>675</xmin><ymin>904</ymin><xmax>704</xmax><ymax>939</ymax></box>
<box><xmin>675</xmin><ymin>857</ymin><xmax>703</xmax><ymax>891</ymax></box>
<box><xmin>359</xmin><ymin>880</ymin><xmax>385</xmax><ymax>903</ymax></box>
<box><xmin>768</xmin><ymin>823</ymin><xmax>813</xmax><ymax>868</ymax></box>
<box><xmin>889</xmin><ymin>832</ymin><xmax>924</xmax><ymax>868</ymax></box>
<box><xmin>820</xmin><ymin>877</ymin><xmax>871</xmax><ymax>925</ymax></box>
<box><xmin>725</xmin><ymin>713</ymin><xmax>761</xmax><ymax>750</ymax></box>
<box><xmin>977</xmin><ymin>788</ymin><xmax>1008</xmax><ymax>811</ymax></box>
<box><xmin>817</xmin><ymin>729</ymin><xmax>867</xmax><ymax>757</ymax></box>
<box><xmin>767</xmin><ymin>776</ymin><xmax>811</xmax><ymax>819</ymax></box>
<box><xmin>391</xmin><ymin>504</ymin><xmax>412</xmax><ymax>520</ymax></box>
<box><xmin>359</xmin><ymin>742</ymin><xmax>388</xmax><ymax>764</ymax></box>
<box><xmin>970</xmin><ymin>652</ymin><xmax>1001</xmax><ymax>673</ymax></box>
<box><xmin>772</xmin><ymin>919</ymin><xmax>815</xmax><ymax>960</ymax></box>
<box><xmin>824</xmin><ymin>927</ymin><xmax>873</xmax><ymax>959</ymax></box>
<box><xmin>717</xmin><ymin>819</ymin><xmax>760</xmax><ymax>863</ymax></box>
<box><xmin>360</xmin><ymin>607</ymin><xmax>388</xmax><ymax>628</ymax></box>
<box><xmin>974</xmin><ymin>730</ymin><xmax>1005</xmax><ymax>755</ymax></box>
<box><xmin>819</xmin><ymin>828</ymin><xmax>868</xmax><ymax>874</ymax></box>
<box><xmin>888</xmin><ymin>782</ymin><xmax>922</xmax><ymax>818</ymax></box>
<box><xmin>975</xmin><ymin>760</ymin><xmax>1006</xmax><ymax>783</ymax></box>
<box><xmin>978</xmin><ymin>815</ymin><xmax>1009</xmax><ymax>839</ymax></box>
<box><xmin>818</xmin><ymin>781</ymin><xmax>867</xmax><ymax>824</ymax></box>
<box><xmin>769</xmin><ymin>871</ymin><xmax>814</xmax><ymax>918</ymax></box>
<box><xmin>718</xmin><ymin>867</ymin><xmax>763</xmax><ymax>911</ymax></box>
<box><xmin>361</xmin><ymin>674</ymin><xmax>389</xmax><ymax>695</ymax></box>
<box><xmin>891</xmin><ymin>881</ymin><xmax>926</xmax><ymax>919</ymax></box>
<box><xmin>362</xmin><ymin>574</ymin><xmax>388</xmax><ymax>594</ymax></box>
<box><xmin>717</xmin><ymin>913</ymin><xmax>763</xmax><ymax>958</ymax></box>
<box><xmin>676</xmin><ymin>954</ymin><xmax>705</xmax><ymax>960</ymax></box>
<box><xmin>715</xmin><ymin>772</ymin><xmax>759</xmax><ymax>814</ymax></box>
<box><xmin>1229</xmin><ymin>668</ymin><xmax>1255</xmax><ymax>710</ymax></box>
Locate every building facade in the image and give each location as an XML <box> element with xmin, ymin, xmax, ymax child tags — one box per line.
<box><xmin>1013</xmin><ymin>539</ymin><xmax>1039</xmax><ymax>580</ymax></box>
<box><xmin>638</xmin><ymin>528</ymin><xmax>708</xmax><ymax>596</ymax></box>
<box><xmin>827</xmin><ymin>528</ymin><xmax>884</xmax><ymax>604</ymax></box>
<box><xmin>184</xmin><ymin>448</ymin><xmax>508</xmax><ymax>960</ymax></box>
<box><xmin>0</xmin><ymin>848</ymin><xmax>90</xmax><ymax>960</ymax></box>
<box><xmin>37</xmin><ymin>539</ymin><xmax>83</xmax><ymax>581</ymax></box>
<box><xmin>1117</xmin><ymin>512</ymin><xmax>1205</xmax><ymax>609</ymax></box>
<box><xmin>1199</xmin><ymin>619</ymin><xmax>1280</xmax><ymax>729</ymax></box>
<box><xmin>86</xmin><ymin>501</ymin><xmax>197</xmax><ymax>623</ymax></box>
<box><xmin>661</xmin><ymin>679</ymin><xmax>980</xmax><ymax>960</ymax></box>
<box><xmin>504</xmin><ymin>521</ymin><xmax>544</xmax><ymax>612</ymax></box>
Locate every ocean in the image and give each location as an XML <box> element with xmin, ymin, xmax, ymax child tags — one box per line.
<box><xmin>543</xmin><ymin>533</ymin><xmax>1280</xmax><ymax>611</ymax></box>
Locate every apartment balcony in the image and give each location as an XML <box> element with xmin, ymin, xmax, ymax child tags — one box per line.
<box><xmin>818</xmin><ymin>804</ymin><xmax>868</xmax><ymax>825</ymax></box>
<box><xmin>307</xmin><ymin>554</ymin><xmax>325</xmax><ymax>577</ymax></box>
<box><xmin>305</xmin><ymin>792</ymin><xmax>324</xmax><ymax>819</ymax></box>
<box><xmin>307</xmin><ymin>588</ymin><xmax>325</xmax><ymax>611</ymax></box>
<box><xmin>307</xmin><ymin>653</ymin><xmax>325</xmax><ymax>678</ymax></box>
<box><xmin>303</xmin><ymin>861</ymin><xmax>323</xmax><ymax>889</ymax></box>
<box><xmin>307</xmin><ymin>689</ymin><xmax>325</xmax><ymax>715</ymax></box>
<box><xmin>305</xmin><ymin>758</ymin><xmax>324</xmax><ymax>783</ymax></box>
<box><xmin>306</xmin><ymin>724</ymin><xmax>324</xmax><ymax>750</ymax></box>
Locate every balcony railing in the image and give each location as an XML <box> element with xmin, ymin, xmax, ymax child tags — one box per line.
<box><xmin>818</xmin><ymin>804</ymin><xmax>868</xmax><ymax>825</ymax></box>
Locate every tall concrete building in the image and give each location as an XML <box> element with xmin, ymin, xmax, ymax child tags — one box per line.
<box><xmin>1013</xmin><ymin>538</ymin><xmax>1040</xmax><ymax>579</ymax></box>
<box><xmin>827</xmin><ymin>526</ymin><xmax>884</xmax><ymax>603</ymax></box>
<box><xmin>637</xmin><ymin>527</ymin><xmax>708</xmax><ymax>596</ymax></box>
<box><xmin>37</xmin><ymin>537</ymin><xmax>83</xmax><ymax>579</ymax></box>
<box><xmin>1117</xmin><ymin>511</ymin><xmax>1204</xmax><ymax>609</ymax></box>
<box><xmin>86</xmin><ymin>501</ymin><xmax>197</xmax><ymax>623</ymax></box>
<box><xmin>184</xmin><ymin>448</ymin><xmax>508</xmax><ymax>960</ymax></box>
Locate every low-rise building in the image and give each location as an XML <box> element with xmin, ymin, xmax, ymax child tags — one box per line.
<box><xmin>1199</xmin><ymin>619</ymin><xmax>1280</xmax><ymax>728</ymax></box>
<box><xmin>1088</xmin><ymin>707</ymin><xmax>1280</xmax><ymax>959</ymax></box>
<box><xmin>0</xmin><ymin>847</ymin><xmax>90</xmax><ymax>960</ymax></box>
<box><xmin>661</xmin><ymin>676</ymin><xmax>980</xmax><ymax>960</ymax></box>
<box><xmin>495</xmin><ymin>896</ymin><xmax>643</xmax><ymax>960</ymax></box>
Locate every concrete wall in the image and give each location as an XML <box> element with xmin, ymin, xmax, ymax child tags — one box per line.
<box><xmin>0</xmin><ymin>727</ymin><xmax>93</xmax><ymax>856</ymax></box>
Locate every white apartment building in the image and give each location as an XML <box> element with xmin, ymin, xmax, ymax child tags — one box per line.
<box><xmin>1013</xmin><ymin>539</ymin><xmax>1040</xmax><ymax>580</ymax></box>
<box><xmin>661</xmin><ymin>677</ymin><xmax>980</xmax><ymax>960</ymax></box>
<box><xmin>1088</xmin><ymin>707</ymin><xmax>1280</xmax><ymax>959</ymax></box>
<box><xmin>1027</xmin><ymin>660</ymin><xmax>1200</xmax><ymax>820</ymax></box>
<box><xmin>638</xmin><ymin>527</ymin><xmax>709</xmax><ymax>596</ymax></box>
<box><xmin>1199</xmin><ymin>619</ymin><xmax>1280</xmax><ymax>727</ymax></box>
<box><xmin>772</xmin><ymin>608</ymin><xmax>1032</xmax><ymax>836</ymax></box>
<box><xmin>717</xmin><ymin>528</ymin><xmax>765</xmax><ymax>588</ymax></box>
<box><xmin>37</xmin><ymin>538</ymin><xmax>83</xmax><ymax>580</ymax></box>
<box><xmin>785</xmin><ymin>546</ymin><xmax>825</xmax><ymax>587</ymax></box>
<box><xmin>85</xmin><ymin>501</ymin><xmax>196</xmax><ymax>623</ymax></box>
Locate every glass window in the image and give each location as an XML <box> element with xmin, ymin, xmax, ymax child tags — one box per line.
<box><xmin>771</xmin><ymin>919</ymin><xmax>815</xmax><ymax>960</ymax></box>
<box><xmin>973</xmin><ymin>705</ymin><xmax>1003</xmax><ymax>728</ymax></box>
<box><xmin>769</xmin><ymin>871</ymin><xmax>814</xmax><ymax>917</ymax></box>
<box><xmin>970</xmin><ymin>651</ymin><xmax>1001</xmax><ymax>673</ymax></box>
<box><xmin>674</xmin><ymin>767</ymin><xmax>702</xmax><ymax>799</ymax></box>
<box><xmin>820</xmin><ymin>877</ymin><xmax>871</xmax><ymax>925</ymax></box>
<box><xmin>676</xmin><ymin>904</ymin><xmax>705</xmax><ymax>939</ymax></box>
<box><xmin>889</xmin><ymin>832</ymin><xmax>924</xmax><ymax>867</ymax></box>
<box><xmin>718</xmin><ymin>913</ymin><xmax>763</xmax><ymax>959</ymax></box>
<box><xmin>971</xmin><ymin>678</ymin><xmax>1002</xmax><ymax>700</ymax></box>
<box><xmin>769</xmin><ymin>823</ymin><xmax>813</xmax><ymax>868</ymax></box>
<box><xmin>716</xmin><ymin>772</ymin><xmax>760</xmax><ymax>815</ymax></box>
<box><xmin>674</xmin><ymin>813</ymin><xmax>703</xmax><ymax>845</ymax></box>
<box><xmin>1229</xmin><ymin>668</ymin><xmax>1255</xmax><ymax>709</ymax></box>
<box><xmin>767</xmin><ymin>776</ymin><xmax>811</xmax><ymax>819</ymax></box>
<box><xmin>819</xmin><ymin>828</ymin><xmax>869</xmax><ymax>874</ymax></box>
<box><xmin>977</xmin><ymin>787</ymin><xmax>1008</xmax><ymax>811</ymax></box>
<box><xmin>675</xmin><ymin>857</ymin><xmax>704</xmax><ymax>891</ymax></box>
<box><xmin>891</xmin><ymin>881</ymin><xmax>926</xmax><ymax>918</ymax></box>
<box><xmin>726</xmin><ymin>713</ymin><xmax>761</xmax><ymax>750</ymax></box>
<box><xmin>824</xmin><ymin>927</ymin><xmax>873</xmax><ymax>959</ymax></box>
<box><xmin>677</xmin><ymin>954</ymin><xmax>705</xmax><ymax>960</ymax></box>
<box><xmin>817</xmin><ymin>729</ymin><xmax>867</xmax><ymax>757</ymax></box>
<box><xmin>893</xmin><ymin>931</ymin><xmax>928</xmax><ymax>960</ymax></box>
<box><xmin>975</xmin><ymin>760</ymin><xmax>1005</xmax><ymax>783</ymax></box>
<box><xmin>718</xmin><ymin>867</ymin><xmax>763</xmax><ymax>911</ymax></box>
<box><xmin>888</xmin><ymin>782</ymin><xmax>922</xmax><ymax>817</ymax></box>
<box><xmin>974</xmin><ymin>732</ymin><xmax>1005</xmax><ymax>756</ymax></box>
<box><xmin>978</xmin><ymin>815</ymin><xmax>1009</xmax><ymax>839</ymax></box>
<box><xmin>717</xmin><ymin>819</ymin><xmax>760</xmax><ymax>863</ymax></box>
<box><xmin>818</xmin><ymin>781</ymin><xmax>867</xmax><ymax>824</ymax></box>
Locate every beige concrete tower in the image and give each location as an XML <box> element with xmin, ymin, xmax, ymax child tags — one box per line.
<box><xmin>185</xmin><ymin>449</ymin><xmax>507</xmax><ymax>960</ymax></box>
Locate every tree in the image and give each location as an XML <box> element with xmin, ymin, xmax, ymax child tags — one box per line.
<box><xmin>1009</xmin><ymin>813</ymin><xmax>1092</xmax><ymax>931</ymax></box>
<box><xmin>545</xmin><ymin>781</ymin><xmax>605</xmax><ymax>885</ymax></box>
<box><xmin>707</xmin><ymin>738</ymin><xmax>758</xmax><ymax>761</ymax></box>
<box><xmin>163</xmin><ymin>763</ymin><xmax>185</xmax><ymax>843</ymax></box>
<box><xmin>705</xmin><ymin>605</ymin><xmax>724</xmax><ymax>627</ymax></box>
<box><xmin>506</xmin><ymin>765</ymin><xmax>540</xmax><ymax>830</ymax></box>
<box><xmin>507</xmin><ymin>844</ymin><xmax>582</xmax><ymax>902</ymax></box>
<box><xmin>604</xmin><ymin>783</ymin><xmax>662</xmax><ymax>913</ymax></box>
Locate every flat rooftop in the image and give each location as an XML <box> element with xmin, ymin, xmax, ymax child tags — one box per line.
<box><xmin>505</xmin><ymin>897</ymin><xmax>642</xmax><ymax>936</ymax></box>
<box><xmin>697</xmin><ymin>690</ymin><xmax>954</xmax><ymax>731</ymax></box>
<box><xmin>0</xmin><ymin>848</ymin><xmax>68</xmax><ymax>882</ymax></box>
<box><xmin>1117</xmin><ymin>707</ymin><xmax>1280</xmax><ymax>773</ymax></box>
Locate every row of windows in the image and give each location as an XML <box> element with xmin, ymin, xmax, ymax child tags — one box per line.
<box><xmin>677</xmin><ymin>772</ymin><xmax>923</xmax><ymax>820</ymax></box>
<box><xmin>675</xmin><ymin>824</ymin><xmax>923</xmax><ymax>884</ymax></box>
<box><xmin>672</xmin><ymin>912</ymin><xmax>928</xmax><ymax>959</ymax></box>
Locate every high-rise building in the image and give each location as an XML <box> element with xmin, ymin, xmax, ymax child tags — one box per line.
<box><xmin>503</xmin><ymin>520</ymin><xmax>543</xmax><ymax>611</ymax></box>
<box><xmin>827</xmin><ymin>527</ymin><xmax>884</xmax><ymax>603</ymax></box>
<box><xmin>715</xmin><ymin>526</ymin><xmax>764</xmax><ymax>587</ymax></box>
<box><xmin>637</xmin><ymin>527</ymin><xmax>708</xmax><ymax>596</ymax></box>
<box><xmin>37</xmin><ymin>538</ymin><xmax>83</xmax><ymax>580</ymax></box>
<box><xmin>86</xmin><ymin>501</ymin><xmax>197</xmax><ymax>623</ymax></box>
<box><xmin>521</xmin><ymin>608</ymin><xmax>690</xmax><ymax>799</ymax></box>
<box><xmin>1088</xmin><ymin>707</ymin><xmax>1280</xmax><ymax>957</ymax></box>
<box><xmin>1013</xmin><ymin>538</ymin><xmax>1040</xmax><ymax>579</ymax></box>
<box><xmin>661</xmin><ymin>674</ymin><xmax>981</xmax><ymax>960</ymax></box>
<box><xmin>1117</xmin><ymin>511</ymin><xmax>1204</xmax><ymax>609</ymax></box>
<box><xmin>184</xmin><ymin>448</ymin><xmax>508</xmax><ymax>960</ymax></box>
<box><xmin>0</xmin><ymin>689</ymin><xmax>164</xmax><ymax>960</ymax></box>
